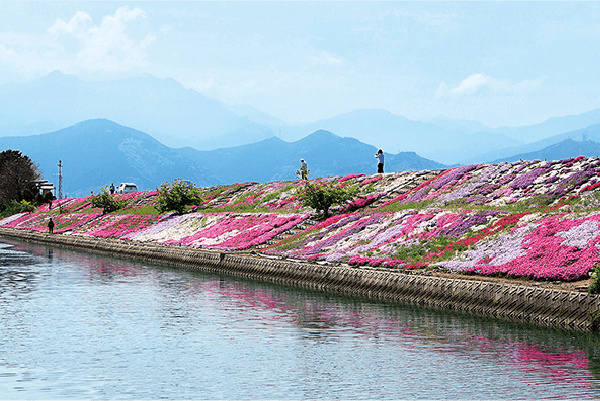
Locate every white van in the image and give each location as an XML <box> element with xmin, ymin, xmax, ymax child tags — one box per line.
<box><xmin>116</xmin><ymin>183</ymin><xmax>138</xmax><ymax>194</ymax></box>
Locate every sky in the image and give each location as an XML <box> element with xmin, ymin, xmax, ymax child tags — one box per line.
<box><xmin>1</xmin><ymin>1</ymin><xmax>599</xmax><ymax>128</ymax></box>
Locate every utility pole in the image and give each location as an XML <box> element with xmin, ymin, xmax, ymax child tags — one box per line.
<box><xmin>57</xmin><ymin>160</ymin><xmax>63</xmax><ymax>199</ymax></box>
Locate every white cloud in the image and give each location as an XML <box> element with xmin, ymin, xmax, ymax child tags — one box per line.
<box><xmin>0</xmin><ymin>43</ymin><xmax>17</xmax><ymax>62</ymax></box>
<box><xmin>0</xmin><ymin>6</ymin><xmax>155</xmax><ymax>79</ymax></box>
<box><xmin>52</xmin><ymin>6</ymin><xmax>155</xmax><ymax>72</ymax></box>
<box><xmin>47</xmin><ymin>11</ymin><xmax>93</xmax><ymax>36</ymax></box>
<box><xmin>436</xmin><ymin>73</ymin><xmax>545</xmax><ymax>98</ymax></box>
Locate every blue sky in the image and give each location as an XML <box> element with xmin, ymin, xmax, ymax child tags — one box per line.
<box><xmin>1</xmin><ymin>1</ymin><xmax>599</xmax><ymax>128</ymax></box>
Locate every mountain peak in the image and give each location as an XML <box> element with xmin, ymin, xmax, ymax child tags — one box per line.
<box><xmin>37</xmin><ymin>70</ymin><xmax>79</xmax><ymax>84</ymax></box>
<box><xmin>308</xmin><ymin>129</ymin><xmax>336</xmax><ymax>138</ymax></box>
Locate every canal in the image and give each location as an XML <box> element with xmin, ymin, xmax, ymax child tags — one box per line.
<box><xmin>1</xmin><ymin>238</ymin><xmax>600</xmax><ymax>399</ymax></box>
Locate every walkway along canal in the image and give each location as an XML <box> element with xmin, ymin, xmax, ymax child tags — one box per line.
<box><xmin>2</xmin><ymin>227</ymin><xmax>599</xmax><ymax>332</ymax></box>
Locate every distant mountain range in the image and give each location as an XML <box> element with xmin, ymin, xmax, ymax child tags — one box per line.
<box><xmin>0</xmin><ymin>71</ymin><xmax>273</xmax><ymax>150</ymax></box>
<box><xmin>5</xmin><ymin>72</ymin><xmax>600</xmax><ymax>165</ymax></box>
<box><xmin>179</xmin><ymin>129</ymin><xmax>446</xmax><ymax>184</ymax></box>
<box><xmin>2</xmin><ymin>116</ymin><xmax>600</xmax><ymax>198</ymax></box>
<box><xmin>0</xmin><ymin>119</ymin><xmax>221</xmax><ymax>197</ymax></box>
<box><xmin>0</xmin><ymin>119</ymin><xmax>445</xmax><ymax>197</ymax></box>
<box><xmin>270</xmin><ymin>109</ymin><xmax>522</xmax><ymax>164</ymax></box>
<box><xmin>492</xmin><ymin>139</ymin><xmax>600</xmax><ymax>163</ymax></box>
<box><xmin>469</xmin><ymin>123</ymin><xmax>600</xmax><ymax>164</ymax></box>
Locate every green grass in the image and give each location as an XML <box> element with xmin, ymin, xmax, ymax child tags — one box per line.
<box><xmin>115</xmin><ymin>205</ymin><xmax>160</xmax><ymax>215</ymax></box>
<box><xmin>376</xmin><ymin>199</ymin><xmax>436</xmax><ymax>213</ymax></box>
<box><xmin>390</xmin><ymin>235</ymin><xmax>459</xmax><ymax>262</ymax></box>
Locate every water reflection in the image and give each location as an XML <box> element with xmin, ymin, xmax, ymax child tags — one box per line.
<box><xmin>192</xmin><ymin>276</ymin><xmax>600</xmax><ymax>382</ymax></box>
<box><xmin>1</xmin><ymin>237</ymin><xmax>599</xmax><ymax>399</ymax></box>
<box><xmin>0</xmin><ymin>243</ymin><xmax>41</xmax><ymax>301</ymax></box>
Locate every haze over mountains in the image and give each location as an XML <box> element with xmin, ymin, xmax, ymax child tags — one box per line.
<box><xmin>3</xmin><ymin>72</ymin><xmax>600</xmax><ymax>165</ymax></box>
<box><xmin>2</xmin><ymin>71</ymin><xmax>600</xmax><ymax>196</ymax></box>
<box><xmin>0</xmin><ymin>71</ymin><xmax>273</xmax><ymax>151</ymax></box>
<box><xmin>0</xmin><ymin>119</ymin><xmax>444</xmax><ymax>197</ymax></box>
<box><xmin>179</xmin><ymin>130</ymin><xmax>445</xmax><ymax>185</ymax></box>
<box><xmin>0</xmin><ymin>119</ymin><xmax>221</xmax><ymax>197</ymax></box>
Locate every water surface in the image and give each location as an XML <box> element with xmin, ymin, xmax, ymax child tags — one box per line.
<box><xmin>1</xmin><ymin>238</ymin><xmax>599</xmax><ymax>399</ymax></box>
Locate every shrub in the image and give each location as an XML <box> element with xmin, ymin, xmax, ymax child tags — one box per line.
<box><xmin>589</xmin><ymin>265</ymin><xmax>600</xmax><ymax>294</ymax></box>
<box><xmin>91</xmin><ymin>186</ymin><xmax>126</xmax><ymax>215</ymax></box>
<box><xmin>0</xmin><ymin>199</ymin><xmax>35</xmax><ymax>218</ymax></box>
<box><xmin>156</xmin><ymin>179</ymin><xmax>203</xmax><ymax>215</ymax></box>
<box><xmin>297</xmin><ymin>181</ymin><xmax>357</xmax><ymax>219</ymax></box>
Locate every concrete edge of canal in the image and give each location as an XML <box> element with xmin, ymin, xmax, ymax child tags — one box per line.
<box><xmin>2</xmin><ymin>227</ymin><xmax>600</xmax><ymax>332</ymax></box>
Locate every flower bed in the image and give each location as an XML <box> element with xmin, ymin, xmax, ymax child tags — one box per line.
<box><xmin>437</xmin><ymin>212</ymin><xmax>600</xmax><ymax>280</ymax></box>
<box><xmin>263</xmin><ymin>209</ymin><xmax>506</xmax><ymax>268</ymax></box>
<box><xmin>126</xmin><ymin>212</ymin><xmax>310</xmax><ymax>250</ymax></box>
<box><xmin>4</xmin><ymin>157</ymin><xmax>600</xmax><ymax>282</ymax></box>
<box><xmin>0</xmin><ymin>212</ymin><xmax>102</xmax><ymax>233</ymax></box>
<box><xmin>69</xmin><ymin>213</ymin><xmax>164</xmax><ymax>238</ymax></box>
<box><xmin>379</xmin><ymin>158</ymin><xmax>600</xmax><ymax>210</ymax></box>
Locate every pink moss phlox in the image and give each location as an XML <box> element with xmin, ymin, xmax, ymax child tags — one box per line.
<box><xmin>465</xmin><ymin>214</ymin><xmax>600</xmax><ymax>280</ymax></box>
<box><xmin>378</xmin><ymin>167</ymin><xmax>457</xmax><ymax>208</ymax></box>
<box><xmin>360</xmin><ymin>176</ymin><xmax>383</xmax><ymax>186</ymax></box>
<box><xmin>2</xmin><ymin>212</ymin><xmax>102</xmax><ymax>233</ymax></box>
<box><xmin>339</xmin><ymin>174</ymin><xmax>365</xmax><ymax>183</ymax></box>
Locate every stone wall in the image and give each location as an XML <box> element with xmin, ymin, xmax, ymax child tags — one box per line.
<box><xmin>2</xmin><ymin>228</ymin><xmax>599</xmax><ymax>332</ymax></box>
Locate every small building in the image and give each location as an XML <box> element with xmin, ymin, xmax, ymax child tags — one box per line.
<box><xmin>33</xmin><ymin>180</ymin><xmax>55</xmax><ymax>197</ymax></box>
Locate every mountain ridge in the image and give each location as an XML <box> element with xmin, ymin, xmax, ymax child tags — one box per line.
<box><xmin>0</xmin><ymin>119</ymin><xmax>221</xmax><ymax>197</ymax></box>
<box><xmin>178</xmin><ymin>128</ymin><xmax>446</xmax><ymax>184</ymax></box>
<box><xmin>6</xmin><ymin>72</ymin><xmax>600</xmax><ymax>165</ymax></box>
<box><xmin>0</xmin><ymin>120</ymin><xmax>446</xmax><ymax>196</ymax></box>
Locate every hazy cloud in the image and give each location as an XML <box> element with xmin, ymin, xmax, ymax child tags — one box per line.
<box><xmin>389</xmin><ymin>8</ymin><xmax>457</xmax><ymax>27</ymax></box>
<box><xmin>47</xmin><ymin>11</ymin><xmax>94</xmax><ymax>36</ymax></box>
<box><xmin>48</xmin><ymin>6</ymin><xmax>155</xmax><ymax>73</ymax></box>
<box><xmin>436</xmin><ymin>73</ymin><xmax>545</xmax><ymax>98</ymax></box>
<box><xmin>307</xmin><ymin>50</ymin><xmax>344</xmax><ymax>67</ymax></box>
<box><xmin>0</xmin><ymin>6</ymin><xmax>155</xmax><ymax>79</ymax></box>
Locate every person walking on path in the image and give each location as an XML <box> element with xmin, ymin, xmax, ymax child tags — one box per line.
<box><xmin>48</xmin><ymin>218</ymin><xmax>55</xmax><ymax>234</ymax></box>
<box><xmin>375</xmin><ymin>149</ymin><xmax>385</xmax><ymax>173</ymax></box>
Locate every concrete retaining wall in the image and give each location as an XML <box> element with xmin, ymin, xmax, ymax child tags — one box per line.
<box><xmin>2</xmin><ymin>228</ymin><xmax>599</xmax><ymax>332</ymax></box>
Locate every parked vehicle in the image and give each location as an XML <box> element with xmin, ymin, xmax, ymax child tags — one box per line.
<box><xmin>116</xmin><ymin>183</ymin><xmax>137</xmax><ymax>194</ymax></box>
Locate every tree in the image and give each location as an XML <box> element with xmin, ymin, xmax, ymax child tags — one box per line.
<box><xmin>91</xmin><ymin>186</ymin><xmax>126</xmax><ymax>215</ymax></box>
<box><xmin>0</xmin><ymin>150</ymin><xmax>41</xmax><ymax>205</ymax></box>
<box><xmin>297</xmin><ymin>181</ymin><xmax>357</xmax><ymax>219</ymax></box>
<box><xmin>156</xmin><ymin>179</ymin><xmax>203</xmax><ymax>215</ymax></box>
<box><xmin>0</xmin><ymin>199</ymin><xmax>36</xmax><ymax>218</ymax></box>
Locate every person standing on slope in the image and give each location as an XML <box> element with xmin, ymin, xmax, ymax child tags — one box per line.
<box><xmin>298</xmin><ymin>159</ymin><xmax>309</xmax><ymax>180</ymax></box>
<box><xmin>375</xmin><ymin>149</ymin><xmax>384</xmax><ymax>173</ymax></box>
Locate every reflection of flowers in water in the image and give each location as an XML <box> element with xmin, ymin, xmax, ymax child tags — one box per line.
<box><xmin>194</xmin><ymin>273</ymin><xmax>595</xmax><ymax>383</ymax></box>
<box><xmin>516</xmin><ymin>344</ymin><xmax>590</xmax><ymax>379</ymax></box>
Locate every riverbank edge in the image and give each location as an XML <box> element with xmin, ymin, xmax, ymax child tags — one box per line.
<box><xmin>2</xmin><ymin>227</ymin><xmax>599</xmax><ymax>332</ymax></box>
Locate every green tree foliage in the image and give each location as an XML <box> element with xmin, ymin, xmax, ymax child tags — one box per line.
<box><xmin>0</xmin><ymin>199</ymin><xmax>36</xmax><ymax>218</ymax></box>
<box><xmin>91</xmin><ymin>186</ymin><xmax>126</xmax><ymax>215</ymax></box>
<box><xmin>0</xmin><ymin>150</ymin><xmax>41</xmax><ymax>205</ymax></box>
<box><xmin>156</xmin><ymin>179</ymin><xmax>203</xmax><ymax>215</ymax></box>
<box><xmin>297</xmin><ymin>181</ymin><xmax>357</xmax><ymax>219</ymax></box>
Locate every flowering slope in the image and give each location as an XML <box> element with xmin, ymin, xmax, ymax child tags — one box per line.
<box><xmin>125</xmin><ymin>212</ymin><xmax>309</xmax><ymax>250</ymax></box>
<box><xmin>3</xmin><ymin>157</ymin><xmax>600</xmax><ymax>281</ymax></box>
<box><xmin>263</xmin><ymin>157</ymin><xmax>600</xmax><ymax>281</ymax></box>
